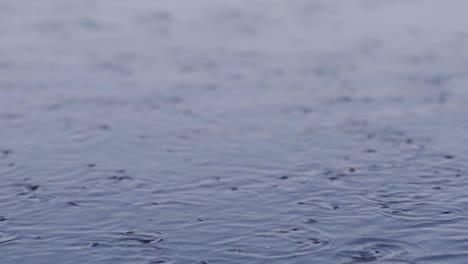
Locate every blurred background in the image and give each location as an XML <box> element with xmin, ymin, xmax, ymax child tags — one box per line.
<box><xmin>1</xmin><ymin>1</ymin><xmax>468</xmax><ymax>263</ymax></box>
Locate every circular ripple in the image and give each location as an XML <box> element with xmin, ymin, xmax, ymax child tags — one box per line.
<box><xmin>224</xmin><ymin>225</ymin><xmax>336</xmax><ymax>260</ymax></box>
<box><xmin>373</xmin><ymin>198</ymin><xmax>459</xmax><ymax>221</ymax></box>
<box><xmin>334</xmin><ymin>237</ymin><xmax>420</xmax><ymax>263</ymax></box>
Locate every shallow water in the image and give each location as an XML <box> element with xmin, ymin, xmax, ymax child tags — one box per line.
<box><xmin>1</xmin><ymin>0</ymin><xmax>468</xmax><ymax>263</ymax></box>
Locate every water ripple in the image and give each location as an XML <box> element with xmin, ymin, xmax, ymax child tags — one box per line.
<box><xmin>334</xmin><ymin>237</ymin><xmax>420</xmax><ymax>263</ymax></box>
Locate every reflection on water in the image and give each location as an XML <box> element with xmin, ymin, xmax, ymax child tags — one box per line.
<box><xmin>1</xmin><ymin>0</ymin><xmax>468</xmax><ymax>263</ymax></box>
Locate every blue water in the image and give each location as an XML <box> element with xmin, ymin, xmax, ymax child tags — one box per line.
<box><xmin>1</xmin><ymin>0</ymin><xmax>468</xmax><ymax>263</ymax></box>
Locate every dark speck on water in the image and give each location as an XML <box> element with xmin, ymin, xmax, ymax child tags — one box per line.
<box><xmin>1</xmin><ymin>0</ymin><xmax>468</xmax><ymax>263</ymax></box>
<box><xmin>90</xmin><ymin>242</ymin><xmax>99</xmax><ymax>248</ymax></box>
<box><xmin>25</xmin><ymin>185</ymin><xmax>40</xmax><ymax>192</ymax></box>
<box><xmin>67</xmin><ymin>201</ymin><xmax>80</xmax><ymax>206</ymax></box>
<box><xmin>109</xmin><ymin>175</ymin><xmax>132</xmax><ymax>181</ymax></box>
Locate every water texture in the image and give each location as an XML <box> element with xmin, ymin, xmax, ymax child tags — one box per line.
<box><xmin>1</xmin><ymin>0</ymin><xmax>468</xmax><ymax>263</ymax></box>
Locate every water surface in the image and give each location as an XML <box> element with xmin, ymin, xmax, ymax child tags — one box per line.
<box><xmin>1</xmin><ymin>0</ymin><xmax>468</xmax><ymax>263</ymax></box>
